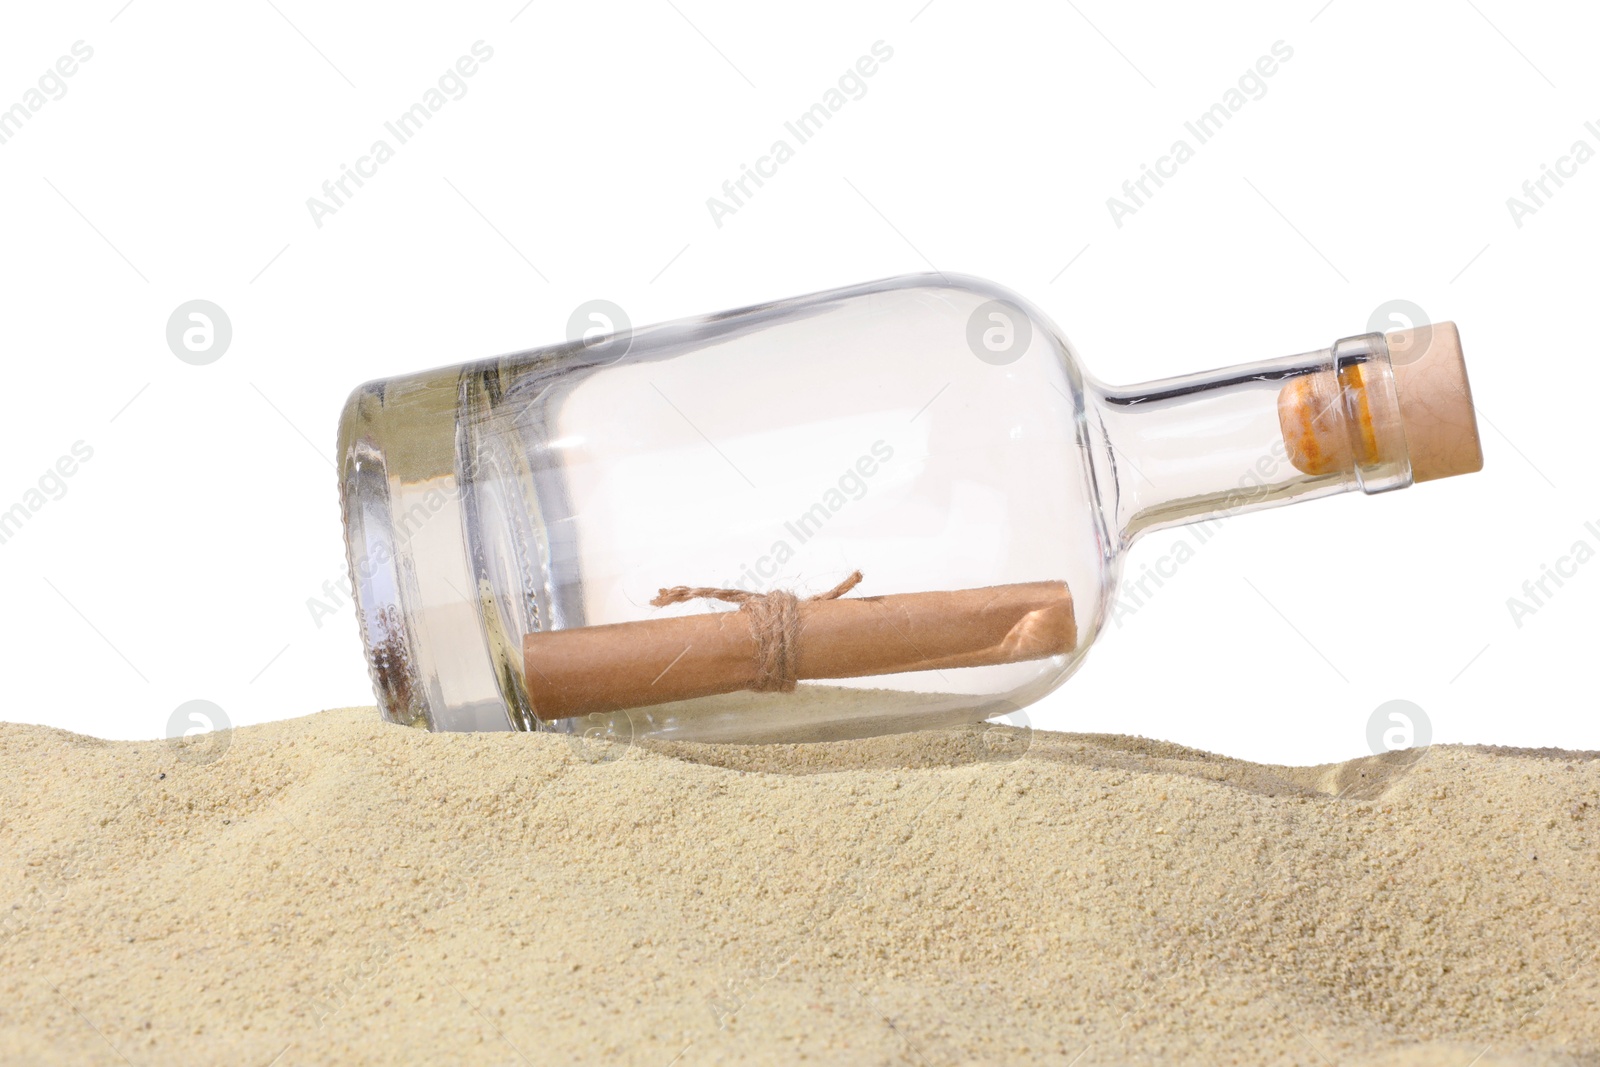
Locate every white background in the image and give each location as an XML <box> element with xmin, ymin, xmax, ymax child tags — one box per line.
<box><xmin>0</xmin><ymin>0</ymin><xmax>1593</xmax><ymax>764</ymax></box>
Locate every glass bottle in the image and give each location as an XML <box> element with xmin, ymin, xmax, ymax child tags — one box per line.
<box><xmin>336</xmin><ymin>273</ymin><xmax>1481</xmax><ymax>742</ymax></box>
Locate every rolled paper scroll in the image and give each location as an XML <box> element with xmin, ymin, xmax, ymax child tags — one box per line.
<box><xmin>522</xmin><ymin>577</ymin><xmax>1076</xmax><ymax>720</ymax></box>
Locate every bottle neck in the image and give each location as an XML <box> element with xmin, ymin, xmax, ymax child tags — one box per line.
<box><xmin>1094</xmin><ymin>333</ymin><xmax>1412</xmax><ymax>546</ymax></box>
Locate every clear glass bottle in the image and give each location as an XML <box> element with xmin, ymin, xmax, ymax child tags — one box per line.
<box><xmin>337</xmin><ymin>273</ymin><xmax>1481</xmax><ymax>742</ymax></box>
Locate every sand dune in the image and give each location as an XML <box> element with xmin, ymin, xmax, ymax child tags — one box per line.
<box><xmin>1</xmin><ymin>707</ymin><xmax>1595</xmax><ymax>1065</ymax></box>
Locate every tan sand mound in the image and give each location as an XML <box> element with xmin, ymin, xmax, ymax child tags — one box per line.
<box><xmin>1</xmin><ymin>707</ymin><xmax>1596</xmax><ymax>1065</ymax></box>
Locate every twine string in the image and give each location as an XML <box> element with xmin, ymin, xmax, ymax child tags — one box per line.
<box><xmin>649</xmin><ymin>571</ymin><xmax>864</xmax><ymax>692</ymax></box>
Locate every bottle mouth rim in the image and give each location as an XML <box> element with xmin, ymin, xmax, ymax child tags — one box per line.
<box><xmin>1332</xmin><ymin>332</ymin><xmax>1413</xmax><ymax>496</ymax></box>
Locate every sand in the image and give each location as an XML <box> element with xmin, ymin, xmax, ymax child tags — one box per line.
<box><xmin>0</xmin><ymin>708</ymin><xmax>1596</xmax><ymax>1066</ymax></box>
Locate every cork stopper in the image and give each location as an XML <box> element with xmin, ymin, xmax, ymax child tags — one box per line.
<box><xmin>1386</xmin><ymin>322</ymin><xmax>1483</xmax><ymax>483</ymax></box>
<box><xmin>1278</xmin><ymin>323</ymin><xmax>1484</xmax><ymax>484</ymax></box>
